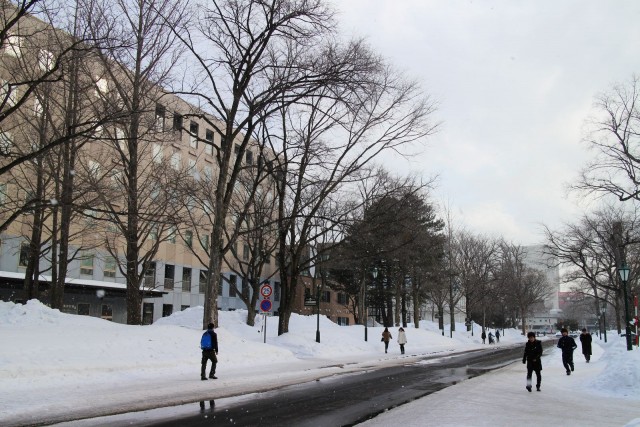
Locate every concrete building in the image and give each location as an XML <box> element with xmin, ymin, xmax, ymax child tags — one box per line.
<box><xmin>0</xmin><ymin>9</ymin><xmax>279</xmax><ymax>323</ymax></box>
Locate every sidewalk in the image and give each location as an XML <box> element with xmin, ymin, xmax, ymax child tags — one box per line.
<box><xmin>358</xmin><ymin>344</ymin><xmax>640</xmax><ymax>427</ymax></box>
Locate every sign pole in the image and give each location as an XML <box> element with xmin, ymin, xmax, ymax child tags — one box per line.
<box><xmin>263</xmin><ymin>313</ymin><xmax>267</xmax><ymax>344</ymax></box>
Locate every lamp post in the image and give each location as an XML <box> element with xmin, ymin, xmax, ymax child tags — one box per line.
<box><xmin>618</xmin><ymin>263</ymin><xmax>632</xmax><ymax>351</ymax></box>
<box><xmin>600</xmin><ymin>305</ymin><xmax>607</xmax><ymax>343</ymax></box>
<box><xmin>365</xmin><ymin>268</ymin><xmax>377</xmax><ymax>341</ymax></box>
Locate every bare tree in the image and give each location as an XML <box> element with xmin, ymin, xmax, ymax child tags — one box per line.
<box><xmin>85</xmin><ymin>0</ymin><xmax>189</xmax><ymax>324</ymax></box>
<box><xmin>575</xmin><ymin>75</ymin><xmax>640</xmax><ymax>202</ymax></box>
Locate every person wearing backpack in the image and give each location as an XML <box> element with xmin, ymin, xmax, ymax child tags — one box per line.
<box><xmin>200</xmin><ymin>323</ymin><xmax>218</xmax><ymax>381</ymax></box>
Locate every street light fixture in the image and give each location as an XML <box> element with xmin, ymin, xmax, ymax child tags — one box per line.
<box><xmin>600</xmin><ymin>305</ymin><xmax>607</xmax><ymax>343</ymax></box>
<box><xmin>365</xmin><ymin>268</ymin><xmax>377</xmax><ymax>341</ymax></box>
<box><xmin>618</xmin><ymin>263</ymin><xmax>633</xmax><ymax>351</ymax></box>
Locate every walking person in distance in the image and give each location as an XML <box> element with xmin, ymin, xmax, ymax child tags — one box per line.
<box><xmin>200</xmin><ymin>323</ymin><xmax>219</xmax><ymax>380</ymax></box>
<box><xmin>381</xmin><ymin>327</ymin><xmax>392</xmax><ymax>353</ymax></box>
<box><xmin>522</xmin><ymin>331</ymin><xmax>543</xmax><ymax>392</ymax></box>
<box><xmin>557</xmin><ymin>328</ymin><xmax>577</xmax><ymax>375</ymax></box>
<box><xmin>397</xmin><ymin>327</ymin><xmax>407</xmax><ymax>354</ymax></box>
<box><xmin>580</xmin><ymin>328</ymin><xmax>592</xmax><ymax>363</ymax></box>
<box><xmin>481</xmin><ymin>330</ymin><xmax>486</xmax><ymax>344</ymax></box>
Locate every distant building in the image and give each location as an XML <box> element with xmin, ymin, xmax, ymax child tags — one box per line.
<box><xmin>521</xmin><ymin>245</ymin><xmax>561</xmax><ymax>333</ymax></box>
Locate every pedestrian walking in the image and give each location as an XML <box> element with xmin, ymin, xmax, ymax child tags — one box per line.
<box><xmin>488</xmin><ymin>332</ymin><xmax>494</xmax><ymax>344</ymax></box>
<box><xmin>481</xmin><ymin>330</ymin><xmax>486</xmax><ymax>344</ymax></box>
<box><xmin>522</xmin><ymin>331</ymin><xmax>543</xmax><ymax>392</ymax></box>
<box><xmin>381</xmin><ymin>327</ymin><xmax>392</xmax><ymax>353</ymax></box>
<box><xmin>397</xmin><ymin>327</ymin><xmax>407</xmax><ymax>354</ymax></box>
<box><xmin>557</xmin><ymin>328</ymin><xmax>577</xmax><ymax>375</ymax></box>
<box><xmin>579</xmin><ymin>328</ymin><xmax>592</xmax><ymax>363</ymax></box>
<box><xmin>200</xmin><ymin>323</ymin><xmax>219</xmax><ymax>380</ymax></box>
<box><xmin>495</xmin><ymin>329</ymin><xmax>500</xmax><ymax>343</ymax></box>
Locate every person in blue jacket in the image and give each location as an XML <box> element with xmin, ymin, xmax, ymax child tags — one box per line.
<box><xmin>522</xmin><ymin>331</ymin><xmax>543</xmax><ymax>392</ymax></box>
<box><xmin>557</xmin><ymin>328</ymin><xmax>577</xmax><ymax>375</ymax></box>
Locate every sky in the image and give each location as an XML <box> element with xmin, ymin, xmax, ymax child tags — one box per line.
<box><xmin>332</xmin><ymin>0</ymin><xmax>640</xmax><ymax>245</ymax></box>
<box><xmin>1</xmin><ymin>300</ymin><xmax>639</xmax><ymax>426</ymax></box>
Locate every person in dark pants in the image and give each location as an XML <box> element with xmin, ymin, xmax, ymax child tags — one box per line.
<box><xmin>579</xmin><ymin>328</ymin><xmax>592</xmax><ymax>363</ymax></box>
<box><xmin>481</xmin><ymin>330</ymin><xmax>486</xmax><ymax>344</ymax></box>
<box><xmin>495</xmin><ymin>329</ymin><xmax>500</xmax><ymax>343</ymax></box>
<box><xmin>522</xmin><ymin>331</ymin><xmax>543</xmax><ymax>392</ymax></box>
<box><xmin>200</xmin><ymin>323</ymin><xmax>219</xmax><ymax>380</ymax></box>
<box><xmin>381</xmin><ymin>327</ymin><xmax>392</xmax><ymax>353</ymax></box>
<box><xmin>557</xmin><ymin>328</ymin><xmax>577</xmax><ymax>375</ymax></box>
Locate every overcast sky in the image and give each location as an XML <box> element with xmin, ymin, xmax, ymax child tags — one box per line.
<box><xmin>332</xmin><ymin>0</ymin><xmax>640</xmax><ymax>245</ymax></box>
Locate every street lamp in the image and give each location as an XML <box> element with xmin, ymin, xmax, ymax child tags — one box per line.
<box><xmin>600</xmin><ymin>305</ymin><xmax>607</xmax><ymax>343</ymax></box>
<box><xmin>365</xmin><ymin>268</ymin><xmax>377</xmax><ymax>341</ymax></box>
<box><xmin>618</xmin><ymin>263</ymin><xmax>633</xmax><ymax>351</ymax></box>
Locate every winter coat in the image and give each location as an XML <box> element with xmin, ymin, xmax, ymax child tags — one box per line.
<box><xmin>397</xmin><ymin>330</ymin><xmax>407</xmax><ymax>345</ymax></box>
<box><xmin>382</xmin><ymin>330</ymin><xmax>392</xmax><ymax>343</ymax></box>
<box><xmin>557</xmin><ymin>335</ymin><xmax>577</xmax><ymax>354</ymax></box>
<box><xmin>522</xmin><ymin>339</ymin><xmax>543</xmax><ymax>371</ymax></box>
<box><xmin>580</xmin><ymin>332</ymin><xmax>592</xmax><ymax>356</ymax></box>
<box><xmin>481</xmin><ymin>332</ymin><xmax>486</xmax><ymax>339</ymax></box>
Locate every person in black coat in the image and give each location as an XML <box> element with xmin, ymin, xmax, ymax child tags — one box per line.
<box><xmin>200</xmin><ymin>323</ymin><xmax>219</xmax><ymax>380</ymax></box>
<box><xmin>557</xmin><ymin>328</ymin><xmax>577</xmax><ymax>375</ymax></box>
<box><xmin>522</xmin><ymin>331</ymin><xmax>543</xmax><ymax>392</ymax></box>
<box><xmin>579</xmin><ymin>328</ymin><xmax>592</xmax><ymax>363</ymax></box>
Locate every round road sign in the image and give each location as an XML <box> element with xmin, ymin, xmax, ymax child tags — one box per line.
<box><xmin>260</xmin><ymin>299</ymin><xmax>272</xmax><ymax>312</ymax></box>
<box><xmin>260</xmin><ymin>284</ymin><xmax>273</xmax><ymax>298</ymax></box>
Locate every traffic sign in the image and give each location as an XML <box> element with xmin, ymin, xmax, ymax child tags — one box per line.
<box><xmin>260</xmin><ymin>299</ymin><xmax>272</xmax><ymax>313</ymax></box>
<box><xmin>260</xmin><ymin>283</ymin><xmax>273</xmax><ymax>298</ymax></box>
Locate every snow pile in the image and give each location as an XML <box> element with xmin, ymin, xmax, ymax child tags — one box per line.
<box><xmin>587</xmin><ymin>337</ymin><xmax>640</xmax><ymax>398</ymax></box>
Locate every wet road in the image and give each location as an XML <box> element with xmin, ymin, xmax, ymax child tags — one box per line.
<box><xmin>84</xmin><ymin>343</ymin><xmax>553</xmax><ymax>427</ymax></box>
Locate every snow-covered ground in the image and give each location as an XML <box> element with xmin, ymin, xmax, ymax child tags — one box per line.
<box><xmin>1</xmin><ymin>300</ymin><xmax>639</xmax><ymax>427</ymax></box>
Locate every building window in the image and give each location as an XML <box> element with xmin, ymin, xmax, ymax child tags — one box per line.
<box><xmin>80</xmin><ymin>252</ymin><xmax>94</xmax><ymax>276</ymax></box>
<box><xmin>142</xmin><ymin>303</ymin><xmax>154</xmax><ymax>325</ymax></box>
<box><xmin>0</xmin><ymin>131</ymin><xmax>11</xmax><ymax>155</ymax></box>
<box><xmin>33</xmin><ymin>97</ymin><xmax>43</xmax><ymax>117</ymax></box>
<box><xmin>77</xmin><ymin>303</ymin><xmax>90</xmax><ymax>316</ymax></box>
<box><xmin>18</xmin><ymin>243</ymin><xmax>29</xmax><ymax>267</ymax></box>
<box><xmin>321</xmin><ymin>290</ymin><xmax>330</xmax><ymax>303</ymax></box>
<box><xmin>162</xmin><ymin>304</ymin><xmax>173</xmax><ymax>317</ymax></box>
<box><xmin>241</xmin><ymin>277</ymin><xmax>250</xmax><ymax>298</ymax></box>
<box><xmin>243</xmin><ymin>244</ymin><xmax>250</xmax><ymax>261</ymax></box>
<box><xmin>199</xmin><ymin>270</ymin><xmax>207</xmax><ymax>294</ymax></box>
<box><xmin>38</xmin><ymin>49</ymin><xmax>54</xmax><ymax>71</ymax></box>
<box><xmin>144</xmin><ymin>262</ymin><xmax>156</xmax><ymax>287</ymax></box>
<box><xmin>204</xmin><ymin>165</ymin><xmax>212</xmax><ymax>180</ymax></box>
<box><xmin>182</xmin><ymin>267</ymin><xmax>191</xmax><ymax>292</ymax></box>
<box><xmin>155</xmin><ymin>104</ymin><xmax>165</xmax><ymax>131</ymax></box>
<box><xmin>184</xmin><ymin>230</ymin><xmax>193</xmax><ymax>248</ymax></box>
<box><xmin>0</xmin><ymin>183</ymin><xmax>6</xmax><ymax>205</ymax></box>
<box><xmin>170</xmin><ymin>152</ymin><xmax>181</xmax><ymax>170</ymax></box>
<box><xmin>228</xmin><ymin>274</ymin><xmax>237</xmax><ymax>297</ymax></box>
<box><xmin>337</xmin><ymin>317</ymin><xmax>350</xmax><ymax>326</ymax></box>
<box><xmin>337</xmin><ymin>293</ymin><xmax>347</xmax><ymax>305</ymax></box>
<box><xmin>95</xmin><ymin>77</ymin><xmax>108</xmax><ymax>96</ymax></box>
<box><xmin>173</xmin><ymin>113</ymin><xmax>183</xmax><ymax>133</ymax></box>
<box><xmin>164</xmin><ymin>264</ymin><xmax>175</xmax><ymax>290</ymax></box>
<box><xmin>101</xmin><ymin>304</ymin><xmax>113</xmax><ymax>321</ymax></box>
<box><xmin>104</xmin><ymin>256</ymin><xmax>116</xmax><ymax>278</ymax></box>
<box><xmin>149</xmin><ymin>226</ymin><xmax>158</xmax><ymax>241</ymax></box>
<box><xmin>1</xmin><ymin>80</ymin><xmax>17</xmax><ymax>107</ymax></box>
<box><xmin>205</xmin><ymin>129</ymin><xmax>214</xmax><ymax>155</ymax></box>
<box><xmin>152</xmin><ymin>143</ymin><xmax>163</xmax><ymax>163</ymax></box>
<box><xmin>181</xmin><ymin>305</ymin><xmax>190</xmax><ymax>311</ymax></box>
<box><xmin>189</xmin><ymin>121</ymin><xmax>199</xmax><ymax>149</ymax></box>
<box><xmin>200</xmin><ymin>233</ymin><xmax>209</xmax><ymax>250</ymax></box>
<box><xmin>4</xmin><ymin>34</ymin><xmax>22</xmax><ymax>57</ymax></box>
<box><xmin>168</xmin><ymin>226</ymin><xmax>177</xmax><ymax>244</ymax></box>
<box><xmin>246</xmin><ymin>150</ymin><xmax>253</xmax><ymax>165</ymax></box>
